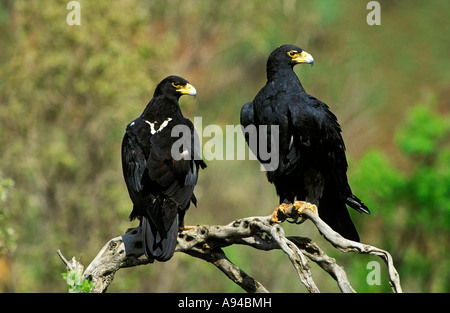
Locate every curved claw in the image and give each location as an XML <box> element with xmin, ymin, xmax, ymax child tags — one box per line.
<box><xmin>270</xmin><ymin>203</ymin><xmax>292</xmax><ymax>223</ymax></box>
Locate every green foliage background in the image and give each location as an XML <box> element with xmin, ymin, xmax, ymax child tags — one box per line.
<box><xmin>0</xmin><ymin>0</ymin><xmax>448</xmax><ymax>292</ymax></box>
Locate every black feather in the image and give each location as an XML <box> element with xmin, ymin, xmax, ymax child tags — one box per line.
<box><xmin>241</xmin><ymin>45</ymin><xmax>369</xmax><ymax>241</ymax></box>
<box><xmin>121</xmin><ymin>76</ymin><xmax>206</xmax><ymax>261</ymax></box>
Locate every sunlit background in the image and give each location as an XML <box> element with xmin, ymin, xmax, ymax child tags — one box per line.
<box><xmin>0</xmin><ymin>0</ymin><xmax>448</xmax><ymax>292</ymax></box>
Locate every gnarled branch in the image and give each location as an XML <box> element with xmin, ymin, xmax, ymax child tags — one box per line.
<box><xmin>58</xmin><ymin>204</ymin><xmax>402</xmax><ymax>293</ymax></box>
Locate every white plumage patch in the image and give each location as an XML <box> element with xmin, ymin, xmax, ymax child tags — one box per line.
<box><xmin>144</xmin><ymin>118</ymin><xmax>173</xmax><ymax>135</ymax></box>
<box><xmin>180</xmin><ymin>149</ymin><xmax>190</xmax><ymax>159</ymax></box>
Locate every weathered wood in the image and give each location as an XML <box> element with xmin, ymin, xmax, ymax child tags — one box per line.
<box><xmin>300</xmin><ymin>208</ymin><xmax>402</xmax><ymax>293</ymax></box>
<box><xmin>58</xmin><ymin>204</ymin><xmax>402</xmax><ymax>293</ymax></box>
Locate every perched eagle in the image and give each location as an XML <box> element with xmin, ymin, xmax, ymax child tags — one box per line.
<box><xmin>122</xmin><ymin>75</ymin><xmax>206</xmax><ymax>261</ymax></box>
<box><xmin>241</xmin><ymin>45</ymin><xmax>369</xmax><ymax>241</ymax></box>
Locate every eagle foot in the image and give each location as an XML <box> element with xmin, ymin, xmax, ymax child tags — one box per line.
<box><xmin>292</xmin><ymin>201</ymin><xmax>318</xmax><ymax>215</ymax></box>
<box><xmin>270</xmin><ymin>203</ymin><xmax>293</xmax><ymax>223</ymax></box>
<box><xmin>270</xmin><ymin>201</ymin><xmax>318</xmax><ymax>224</ymax></box>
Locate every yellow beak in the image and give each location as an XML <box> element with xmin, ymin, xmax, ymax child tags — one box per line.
<box><xmin>293</xmin><ymin>51</ymin><xmax>314</xmax><ymax>66</ymax></box>
<box><xmin>178</xmin><ymin>83</ymin><xmax>197</xmax><ymax>99</ymax></box>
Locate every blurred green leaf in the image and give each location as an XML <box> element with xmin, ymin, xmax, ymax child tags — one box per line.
<box><xmin>62</xmin><ymin>270</ymin><xmax>93</xmax><ymax>293</ymax></box>
<box><xmin>395</xmin><ymin>102</ymin><xmax>449</xmax><ymax>156</ymax></box>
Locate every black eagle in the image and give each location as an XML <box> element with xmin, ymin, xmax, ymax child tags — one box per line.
<box><xmin>122</xmin><ymin>75</ymin><xmax>206</xmax><ymax>261</ymax></box>
<box><xmin>241</xmin><ymin>45</ymin><xmax>369</xmax><ymax>241</ymax></box>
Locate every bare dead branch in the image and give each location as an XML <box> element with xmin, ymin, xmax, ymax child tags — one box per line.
<box><xmin>300</xmin><ymin>208</ymin><xmax>402</xmax><ymax>293</ymax></box>
<box><xmin>58</xmin><ymin>205</ymin><xmax>402</xmax><ymax>293</ymax></box>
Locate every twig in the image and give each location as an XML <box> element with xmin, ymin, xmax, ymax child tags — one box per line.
<box><xmin>57</xmin><ymin>249</ymin><xmax>71</xmax><ymax>269</ymax></box>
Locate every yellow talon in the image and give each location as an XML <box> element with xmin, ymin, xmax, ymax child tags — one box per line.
<box><xmin>292</xmin><ymin>201</ymin><xmax>318</xmax><ymax>215</ymax></box>
<box><xmin>270</xmin><ymin>201</ymin><xmax>318</xmax><ymax>223</ymax></box>
<box><xmin>270</xmin><ymin>203</ymin><xmax>292</xmax><ymax>223</ymax></box>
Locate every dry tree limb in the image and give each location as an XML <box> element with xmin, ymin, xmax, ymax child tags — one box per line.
<box><xmin>300</xmin><ymin>208</ymin><xmax>402</xmax><ymax>293</ymax></box>
<box><xmin>286</xmin><ymin>237</ymin><xmax>356</xmax><ymax>293</ymax></box>
<box><xmin>57</xmin><ymin>204</ymin><xmax>402</xmax><ymax>293</ymax></box>
<box><xmin>82</xmin><ymin>229</ymin><xmax>153</xmax><ymax>293</ymax></box>
<box><xmin>177</xmin><ymin>216</ymin><xmax>319</xmax><ymax>293</ymax></box>
<box><xmin>182</xmin><ymin>245</ymin><xmax>269</xmax><ymax>293</ymax></box>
